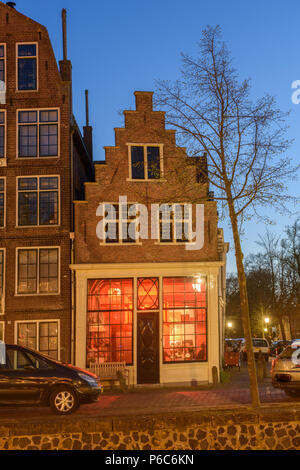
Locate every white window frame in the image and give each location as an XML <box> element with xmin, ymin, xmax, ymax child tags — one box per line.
<box><xmin>156</xmin><ymin>203</ymin><xmax>193</xmax><ymax>245</ymax></box>
<box><xmin>0</xmin><ymin>248</ymin><xmax>5</xmax><ymax>315</ymax></box>
<box><xmin>0</xmin><ymin>177</ymin><xmax>5</xmax><ymax>228</ymax></box>
<box><xmin>127</xmin><ymin>143</ymin><xmax>165</xmax><ymax>181</ymax></box>
<box><xmin>15</xmin><ymin>319</ymin><xmax>61</xmax><ymax>360</ymax></box>
<box><xmin>100</xmin><ymin>202</ymin><xmax>142</xmax><ymax>245</ymax></box>
<box><xmin>16</xmin><ymin>175</ymin><xmax>60</xmax><ymax>228</ymax></box>
<box><xmin>17</xmin><ymin>108</ymin><xmax>60</xmax><ymax>159</ymax></box>
<box><xmin>15</xmin><ymin>246</ymin><xmax>61</xmax><ymax>296</ymax></box>
<box><xmin>16</xmin><ymin>42</ymin><xmax>38</xmax><ymax>92</ymax></box>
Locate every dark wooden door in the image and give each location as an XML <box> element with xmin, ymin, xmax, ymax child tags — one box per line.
<box><xmin>137</xmin><ymin>312</ymin><xmax>159</xmax><ymax>384</ymax></box>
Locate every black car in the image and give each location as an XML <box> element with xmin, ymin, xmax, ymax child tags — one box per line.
<box><xmin>0</xmin><ymin>343</ymin><xmax>102</xmax><ymax>414</ymax></box>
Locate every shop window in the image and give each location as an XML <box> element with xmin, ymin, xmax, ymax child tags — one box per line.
<box><xmin>163</xmin><ymin>277</ymin><xmax>207</xmax><ymax>363</ymax></box>
<box><xmin>137</xmin><ymin>278</ymin><xmax>159</xmax><ymax>310</ymax></box>
<box><xmin>87</xmin><ymin>279</ymin><xmax>133</xmax><ymax>365</ymax></box>
<box><xmin>0</xmin><ymin>249</ymin><xmax>4</xmax><ymax>314</ymax></box>
<box><xmin>16</xmin><ymin>321</ymin><xmax>59</xmax><ymax>359</ymax></box>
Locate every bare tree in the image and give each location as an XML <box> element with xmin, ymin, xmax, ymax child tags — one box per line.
<box><xmin>155</xmin><ymin>26</ymin><xmax>298</xmax><ymax>407</ymax></box>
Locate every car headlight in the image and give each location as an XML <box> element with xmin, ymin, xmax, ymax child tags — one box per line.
<box><xmin>77</xmin><ymin>372</ymin><xmax>99</xmax><ymax>386</ymax></box>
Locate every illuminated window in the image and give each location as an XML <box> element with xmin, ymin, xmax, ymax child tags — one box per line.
<box><xmin>163</xmin><ymin>277</ymin><xmax>207</xmax><ymax>363</ymax></box>
<box><xmin>87</xmin><ymin>279</ymin><xmax>133</xmax><ymax>365</ymax></box>
<box><xmin>0</xmin><ymin>44</ymin><xmax>5</xmax><ymax>103</ymax></box>
<box><xmin>0</xmin><ymin>250</ymin><xmax>3</xmax><ymax>315</ymax></box>
<box><xmin>137</xmin><ymin>278</ymin><xmax>159</xmax><ymax>310</ymax></box>
<box><xmin>16</xmin><ymin>321</ymin><xmax>59</xmax><ymax>359</ymax></box>
<box><xmin>17</xmin><ymin>43</ymin><xmax>37</xmax><ymax>91</ymax></box>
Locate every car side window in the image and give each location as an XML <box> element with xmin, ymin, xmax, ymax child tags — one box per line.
<box><xmin>25</xmin><ymin>352</ymin><xmax>54</xmax><ymax>370</ymax></box>
<box><xmin>4</xmin><ymin>349</ymin><xmax>35</xmax><ymax>370</ymax></box>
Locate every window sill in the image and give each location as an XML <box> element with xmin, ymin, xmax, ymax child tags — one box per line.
<box><xmin>154</xmin><ymin>242</ymin><xmax>193</xmax><ymax>246</ymax></box>
<box><xmin>17</xmin><ymin>156</ymin><xmax>59</xmax><ymax>160</ymax></box>
<box><xmin>15</xmin><ymin>293</ymin><xmax>60</xmax><ymax>297</ymax></box>
<box><xmin>99</xmin><ymin>242</ymin><xmax>143</xmax><ymax>246</ymax></box>
<box><xmin>15</xmin><ymin>224</ymin><xmax>60</xmax><ymax>228</ymax></box>
<box><xmin>126</xmin><ymin>178</ymin><xmax>166</xmax><ymax>183</ymax></box>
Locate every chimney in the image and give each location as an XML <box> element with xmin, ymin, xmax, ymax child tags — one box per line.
<box><xmin>59</xmin><ymin>9</ymin><xmax>72</xmax><ymax>117</ymax></box>
<box><xmin>83</xmin><ymin>90</ymin><xmax>93</xmax><ymax>162</ymax></box>
<box><xmin>6</xmin><ymin>2</ymin><xmax>16</xmax><ymax>8</ymax></box>
<box><xmin>59</xmin><ymin>9</ymin><xmax>72</xmax><ymax>82</ymax></box>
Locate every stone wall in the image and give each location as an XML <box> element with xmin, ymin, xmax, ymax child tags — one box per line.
<box><xmin>1</xmin><ymin>406</ymin><xmax>300</xmax><ymax>450</ymax></box>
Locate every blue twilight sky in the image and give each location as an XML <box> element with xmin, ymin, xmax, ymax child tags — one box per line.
<box><xmin>11</xmin><ymin>0</ymin><xmax>300</xmax><ymax>272</ymax></box>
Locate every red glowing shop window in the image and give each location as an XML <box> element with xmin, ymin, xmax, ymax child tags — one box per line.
<box><xmin>163</xmin><ymin>277</ymin><xmax>207</xmax><ymax>363</ymax></box>
<box><xmin>137</xmin><ymin>278</ymin><xmax>159</xmax><ymax>310</ymax></box>
<box><xmin>87</xmin><ymin>279</ymin><xmax>133</xmax><ymax>365</ymax></box>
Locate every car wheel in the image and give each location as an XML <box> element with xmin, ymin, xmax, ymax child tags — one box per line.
<box><xmin>49</xmin><ymin>387</ymin><xmax>79</xmax><ymax>415</ymax></box>
<box><xmin>284</xmin><ymin>389</ymin><xmax>300</xmax><ymax>398</ymax></box>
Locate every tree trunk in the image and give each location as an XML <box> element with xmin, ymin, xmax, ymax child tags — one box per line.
<box><xmin>227</xmin><ymin>196</ymin><xmax>260</xmax><ymax>408</ymax></box>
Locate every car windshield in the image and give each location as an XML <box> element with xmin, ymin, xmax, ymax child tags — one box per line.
<box><xmin>252</xmin><ymin>339</ymin><xmax>268</xmax><ymax>347</ymax></box>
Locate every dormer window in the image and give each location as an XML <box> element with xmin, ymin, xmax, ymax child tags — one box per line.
<box><xmin>129</xmin><ymin>144</ymin><xmax>163</xmax><ymax>180</ymax></box>
<box><xmin>17</xmin><ymin>43</ymin><xmax>38</xmax><ymax>91</ymax></box>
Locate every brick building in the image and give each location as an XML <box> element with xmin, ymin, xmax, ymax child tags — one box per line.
<box><xmin>71</xmin><ymin>91</ymin><xmax>228</xmax><ymax>386</ymax></box>
<box><xmin>0</xmin><ymin>2</ymin><xmax>93</xmax><ymax>362</ymax></box>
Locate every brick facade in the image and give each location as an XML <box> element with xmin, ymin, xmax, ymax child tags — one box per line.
<box><xmin>72</xmin><ymin>91</ymin><xmax>228</xmax><ymax>386</ymax></box>
<box><xmin>0</xmin><ymin>2</ymin><xmax>93</xmax><ymax>362</ymax></box>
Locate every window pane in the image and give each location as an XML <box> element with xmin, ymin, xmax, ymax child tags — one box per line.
<box><xmin>39</xmin><ymin>191</ymin><xmax>58</xmax><ymax>225</ymax></box>
<box><xmin>0</xmin><ymin>126</ymin><xmax>4</xmax><ymax>158</ymax></box>
<box><xmin>18</xmin><ymin>44</ymin><xmax>36</xmax><ymax>56</ymax></box>
<box><xmin>131</xmin><ymin>146</ymin><xmax>144</xmax><ymax>179</ymax></box>
<box><xmin>87</xmin><ymin>279</ymin><xmax>133</xmax><ymax>365</ymax></box>
<box><xmin>18</xmin><ymin>178</ymin><xmax>37</xmax><ymax>190</ymax></box>
<box><xmin>39</xmin><ymin>249</ymin><xmax>58</xmax><ymax>293</ymax></box>
<box><xmin>40</xmin><ymin>177</ymin><xmax>58</xmax><ymax>190</ymax></box>
<box><xmin>18</xmin><ymin>111</ymin><xmax>37</xmax><ymax>123</ymax></box>
<box><xmin>162</xmin><ymin>277</ymin><xmax>207</xmax><ymax>363</ymax></box>
<box><xmin>39</xmin><ymin>124</ymin><xmax>58</xmax><ymax>156</ymax></box>
<box><xmin>137</xmin><ymin>278</ymin><xmax>159</xmax><ymax>310</ymax></box>
<box><xmin>147</xmin><ymin>146</ymin><xmax>160</xmax><ymax>179</ymax></box>
<box><xmin>18</xmin><ymin>250</ymin><xmax>37</xmax><ymax>293</ymax></box>
<box><xmin>18</xmin><ymin>192</ymin><xmax>38</xmax><ymax>226</ymax></box>
<box><xmin>19</xmin><ymin>125</ymin><xmax>37</xmax><ymax>157</ymax></box>
<box><xmin>18</xmin><ymin>58</ymin><xmax>37</xmax><ymax>90</ymax></box>
<box><xmin>17</xmin><ymin>323</ymin><xmax>37</xmax><ymax>349</ymax></box>
<box><xmin>40</xmin><ymin>110</ymin><xmax>58</xmax><ymax>122</ymax></box>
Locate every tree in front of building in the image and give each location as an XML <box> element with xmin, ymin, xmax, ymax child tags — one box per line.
<box><xmin>156</xmin><ymin>26</ymin><xmax>298</xmax><ymax>407</ymax></box>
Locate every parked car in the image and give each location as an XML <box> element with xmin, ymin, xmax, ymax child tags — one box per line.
<box><xmin>240</xmin><ymin>338</ymin><xmax>270</xmax><ymax>361</ymax></box>
<box><xmin>270</xmin><ymin>340</ymin><xmax>292</xmax><ymax>357</ymax></box>
<box><xmin>271</xmin><ymin>342</ymin><xmax>300</xmax><ymax>397</ymax></box>
<box><xmin>0</xmin><ymin>343</ymin><xmax>102</xmax><ymax>414</ymax></box>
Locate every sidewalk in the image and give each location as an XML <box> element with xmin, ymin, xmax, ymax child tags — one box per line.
<box><xmin>0</xmin><ymin>361</ymin><xmax>298</xmax><ymax>423</ymax></box>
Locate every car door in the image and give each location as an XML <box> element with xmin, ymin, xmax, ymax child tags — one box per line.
<box><xmin>0</xmin><ymin>346</ymin><xmax>49</xmax><ymax>404</ymax></box>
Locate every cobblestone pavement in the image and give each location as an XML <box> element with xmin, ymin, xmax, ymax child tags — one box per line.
<box><xmin>0</xmin><ymin>361</ymin><xmax>298</xmax><ymax>422</ymax></box>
